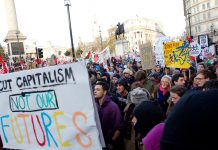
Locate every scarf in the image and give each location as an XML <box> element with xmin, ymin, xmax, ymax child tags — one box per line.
<box><xmin>159</xmin><ymin>84</ymin><xmax>169</xmax><ymax>96</ymax></box>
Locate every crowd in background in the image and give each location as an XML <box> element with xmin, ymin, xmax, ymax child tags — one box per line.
<box><xmin>88</xmin><ymin>57</ymin><xmax>218</xmax><ymax>150</ymax></box>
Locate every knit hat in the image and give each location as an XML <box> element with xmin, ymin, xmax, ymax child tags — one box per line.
<box><xmin>123</xmin><ymin>68</ymin><xmax>133</xmax><ymax>75</ymax></box>
<box><xmin>160</xmin><ymin>89</ymin><xmax>218</xmax><ymax>150</ymax></box>
<box><xmin>172</xmin><ymin>69</ymin><xmax>180</xmax><ymax>76</ymax></box>
<box><xmin>129</xmin><ymin>87</ymin><xmax>150</xmax><ymax>105</ymax></box>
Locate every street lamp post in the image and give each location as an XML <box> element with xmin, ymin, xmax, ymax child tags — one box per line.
<box><xmin>64</xmin><ymin>0</ymin><xmax>76</xmax><ymax>61</ymax></box>
<box><xmin>187</xmin><ymin>12</ymin><xmax>192</xmax><ymax>38</ymax></box>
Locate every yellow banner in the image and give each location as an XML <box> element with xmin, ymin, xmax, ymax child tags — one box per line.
<box><xmin>164</xmin><ymin>41</ymin><xmax>190</xmax><ymax>69</ymax></box>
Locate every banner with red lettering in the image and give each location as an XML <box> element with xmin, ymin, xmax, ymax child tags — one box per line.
<box><xmin>0</xmin><ymin>63</ymin><xmax>102</xmax><ymax>150</ymax></box>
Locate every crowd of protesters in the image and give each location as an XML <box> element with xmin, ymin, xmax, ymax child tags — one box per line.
<box><xmin>88</xmin><ymin>57</ymin><xmax>218</xmax><ymax>150</ymax></box>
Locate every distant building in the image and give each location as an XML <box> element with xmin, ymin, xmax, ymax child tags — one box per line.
<box><xmin>109</xmin><ymin>18</ymin><xmax>165</xmax><ymax>53</ymax></box>
<box><xmin>183</xmin><ymin>0</ymin><xmax>218</xmax><ymax>46</ymax></box>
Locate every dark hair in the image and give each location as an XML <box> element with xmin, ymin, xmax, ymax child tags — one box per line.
<box><xmin>198</xmin><ymin>62</ymin><xmax>206</xmax><ymax>69</ymax></box>
<box><xmin>131</xmin><ymin>81</ymin><xmax>144</xmax><ymax>90</ymax></box>
<box><xmin>95</xmin><ymin>81</ymin><xmax>109</xmax><ymax>91</ymax></box>
<box><xmin>170</xmin><ymin>85</ymin><xmax>187</xmax><ymax>97</ymax></box>
<box><xmin>197</xmin><ymin>70</ymin><xmax>212</xmax><ymax>79</ymax></box>
<box><xmin>135</xmin><ymin>70</ymin><xmax>147</xmax><ymax>81</ymax></box>
<box><xmin>172</xmin><ymin>74</ymin><xmax>184</xmax><ymax>85</ymax></box>
<box><xmin>117</xmin><ymin>78</ymin><xmax>129</xmax><ymax>90</ymax></box>
<box><xmin>203</xmin><ymin>79</ymin><xmax>218</xmax><ymax>91</ymax></box>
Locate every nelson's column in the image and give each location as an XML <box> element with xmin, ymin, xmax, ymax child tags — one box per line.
<box><xmin>4</xmin><ymin>0</ymin><xmax>26</xmax><ymax>63</ymax></box>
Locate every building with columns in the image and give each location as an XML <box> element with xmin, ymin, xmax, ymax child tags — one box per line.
<box><xmin>117</xmin><ymin>18</ymin><xmax>165</xmax><ymax>53</ymax></box>
<box><xmin>183</xmin><ymin>0</ymin><xmax>218</xmax><ymax>47</ymax></box>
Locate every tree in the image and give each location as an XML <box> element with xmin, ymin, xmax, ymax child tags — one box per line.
<box><xmin>106</xmin><ymin>27</ymin><xmax>116</xmax><ymax>54</ymax></box>
<box><xmin>64</xmin><ymin>50</ymin><xmax>71</xmax><ymax>56</ymax></box>
<box><xmin>58</xmin><ymin>51</ymin><xmax>62</xmax><ymax>56</ymax></box>
<box><xmin>0</xmin><ymin>44</ymin><xmax>8</xmax><ymax>60</ymax></box>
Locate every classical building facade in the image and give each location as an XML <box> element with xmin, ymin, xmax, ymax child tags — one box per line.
<box><xmin>113</xmin><ymin>18</ymin><xmax>165</xmax><ymax>53</ymax></box>
<box><xmin>183</xmin><ymin>0</ymin><xmax>218</xmax><ymax>45</ymax></box>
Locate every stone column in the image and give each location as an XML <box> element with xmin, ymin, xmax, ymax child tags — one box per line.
<box><xmin>4</xmin><ymin>0</ymin><xmax>26</xmax><ymax>63</ymax></box>
<box><xmin>5</xmin><ymin>0</ymin><xmax>19</xmax><ymax>32</ymax></box>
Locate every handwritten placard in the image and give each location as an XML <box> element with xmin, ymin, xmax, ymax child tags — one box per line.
<box><xmin>164</xmin><ymin>41</ymin><xmax>190</xmax><ymax>69</ymax></box>
<box><xmin>0</xmin><ymin>63</ymin><xmax>102</xmax><ymax>150</ymax></box>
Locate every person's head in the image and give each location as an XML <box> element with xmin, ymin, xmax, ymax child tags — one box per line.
<box><xmin>96</xmin><ymin>71</ymin><xmax>102</xmax><ymax>79</ymax></box>
<box><xmin>164</xmin><ymin>67</ymin><xmax>171</xmax><ymax>75</ymax></box>
<box><xmin>172</xmin><ymin>73</ymin><xmax>185</xmax><ymax>87</ymax></box>
<box><xmin>170</xmin><ymin>85</ymin><xmax>187</xmax><ymax>104</ymax></box>
<box><xmin>123</xmin><ymin>68</ymin><xmax>132</xmax><ymax>78</ymax></box>
<box><xmin>160</xmin><ymin>75</ymin><xmax>171</xmax><ymax>89</ymax></box>
<box><xmin>111</xmin><ymin>74</ymin><xmax>120</xmax><ymax>84</ymax></box>
<box><xmin>195</xmin><ymin>70</ymin><xmax>212</xmax><ymax>87</ymax></box>
<box><xmin>117</xmin><ymin>78</ymin><xmax>129</xmax><ymax>93</ymax></box>
<box><xmin>155</xmin><ymin>65</ymin><xmax>161</xmax><ymax>73</ymax></box>
<box><xmin>135</xmin><ymin>70</ymin><xmax>147</xmax><ymax>83</ymax></box>
<box><xmin>161</xmin><ymin>89</ymin><xmax>218</xmax><ymax>150</ymax></box>
<box><xmin>100</xmin><ymin>72</ymin><xmax>110</xmax><ymax>84</ymax></box>
<box><xmin>197</xmin><ymin>63</ymin><xmax>206</xmax><ymax>72</ymax></box>
<box><xmin>203</xmin><ymin>79</ymin><xmax>218</xmax><ymax>91</ymax></box>
<box><xmin>130</xmin><ymin>81</ymin><xmax>144</xmax><ymax>90</ymax></box>
<box><xmin>94</xmin><ymin>81</ymin><xmax>108</xmax><ymax>99</ymax></box>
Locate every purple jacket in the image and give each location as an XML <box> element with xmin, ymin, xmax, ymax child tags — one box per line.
<box><xmin>96</xmin><ymin>95</ymin><xmax>123</xmax><ymax>144</ymax></box>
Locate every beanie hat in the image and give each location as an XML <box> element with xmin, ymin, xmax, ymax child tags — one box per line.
<box><xmin>160</xmin><ymin>89</ymin><xmax>218</xmax><ymax>150</ymax></box>
<box><xmin>123</xmin><ymin>68</ymin><xmax>133</xmax><ymax>75</ymax></box>
<box><xmin>129</xmin><ymin>87</ymin><xmax>150</xmax><ymax>105</ymax></box>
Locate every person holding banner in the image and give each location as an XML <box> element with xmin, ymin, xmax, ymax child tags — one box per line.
<box><xmin>94</xmin><ymin>82</ymin><xmax>125</xmax><ymax>150</ymax></box>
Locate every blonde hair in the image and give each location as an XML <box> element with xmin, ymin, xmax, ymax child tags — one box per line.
<box><xmin>161</xmin><ymin>75</ymin><xmax>172</xmax><ymax>88</ymax></box>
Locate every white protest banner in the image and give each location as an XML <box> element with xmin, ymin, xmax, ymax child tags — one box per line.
<box><xmin>190</xmin><ymin>41</ymin><xmax>201</xmax><ymax>57</ymax></box>
<box><xmin>154</xmin><ymin>36</ymin><xmax>170</xmax><ymax>67</ymax></box>
<box><xmin>199</xmin><ymin>34</ymin><xmax>208</xmax><ymax>48</ymax></box>
<box><xmin>0</xmin><ymin>63</ymin><xmax>102</xmax><ymax>150</ymax></box>
<box><xmin>202</xmin><ymin>45</ymin><xmax>215</xmax><ymax>59</ymax></box>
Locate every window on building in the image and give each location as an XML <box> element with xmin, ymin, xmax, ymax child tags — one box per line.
<box><xmin>193</xmin><ymin>0</ymin><xmax>195</xmax><ymax>3</ymax></box>
<box><xmin>134</xmin><ymin>32</ymin><xmax>136</xmax><ymax>38</ymax></box>
<box><xmin>195</xmin><ymin>26</ymin><xmax>198</xmax><ymax>33</ymax></box>
<box><xmin>202</xmin><ymin>4</ymin><xmax>205</xmax><ymax>10</ymax></box>
<box><xmin>194</xmin><ymin>16</ymin><xmax>197</xmax><ymax>23</ymax></box>
<box><xmin>216</xmin><ymin>0</ymin><xmax>218</xmax><ymax>5</ymax></box>
<box><xmin>207</xmin><ymin>2</ymin><xmax>210</xmax><ymax>8</ymax></box>
<box><xmin>197</xmin><ymin>6</ymin><xmax>199</xmax><ymax>12</ymax></box>
<box><xmin>203</xmin><ymin>13</ymin><xmax>206</xmax><ymax>20</ymax></box>
<box><xmin>141</xmin><ymin>32</ymin><xmax>142</xmax><ymax>38</ymax></box>
<box><xmin>198</xmin><ymin>25</ymin><xmax>201</xmax><ymax>32</ymax></box>
<box><xmin>208</xmin><ymin>12</ymin><xmax>211</xmax><ymax>19</ymax></box>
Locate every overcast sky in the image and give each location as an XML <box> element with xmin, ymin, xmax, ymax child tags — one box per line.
<box><xmin>0</xmin><ymin>0</ymin><xmax>186</xmax><ymax>47</ymax></box>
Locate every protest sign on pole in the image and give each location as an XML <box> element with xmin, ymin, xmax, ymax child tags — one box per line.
<box><xmin>164</xmin><ymin>41</ymin><xmax>190</xmax><ymax>69</ymax></box>
<box><xmin>139</xmin><ymin>42</ymin><xmax>155</xmax><ymax>70</ymax></box>
<box><xmin>154</xmin><ymin>36</ymin><xmax>170</xmax><ymax>67</ymax></box>
<box><xmin>190</xmin><ymin>41</ymin><xmax>201</xmax><ymax>57</ymax></box>
<box><xmin>198</xmin><ymin>34</ymin><xmax>208</xmax><ymax>48</ymax></box>
<box><xmin>0</xmin><ymin>63</ymin><xmax>102</xmax><ymax>150</ymax></box>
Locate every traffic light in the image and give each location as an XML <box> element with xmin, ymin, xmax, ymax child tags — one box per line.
<box><xmin>38</xmin><ymin>48</ymin><xmax>43</xmax><ymax>58</ymax></box>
